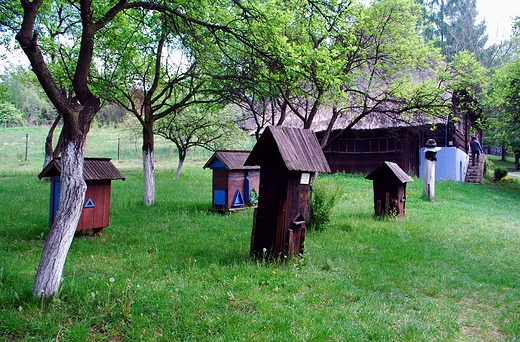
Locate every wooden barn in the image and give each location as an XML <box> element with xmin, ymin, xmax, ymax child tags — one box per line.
<box><xmin>312</xmin><ymin>90</ymin><xmax>482</xmax><ymax>180</ymax></box>
<box><xmin>365</xmin><ymin>161</ymin><xmax>414</xmax><ymax>218</ymax></box>
<box><xmin>203</xmin><ymin>150</ymin><xmax>260</xmax><ymax>211</ymax></box>
<box><xmin>318</xmin><ymin>118</ymin><xmax>481</xmax><ymax>180</ymax></box>
<box><xmin>39</xmin><ymin>158</ymin><xmax>125</xmax><ymax>233</ymax></box>
<box><xmin>319</xmin><ymin>125</ymin><xmax>421</xmax><ymax>175</ymax></box>
<box><xmin>245</xmin><ymin>126</ymin><xmax>331</xmax><ymax>259</ymax></box>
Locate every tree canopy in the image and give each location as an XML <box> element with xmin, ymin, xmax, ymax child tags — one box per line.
<box><xmin>483</xmin><ymin>58</ymin><xmax>520</xmax><ymax>162</ymax></box>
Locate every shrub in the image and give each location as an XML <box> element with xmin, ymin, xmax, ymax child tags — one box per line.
<box><xmin>308</xmin><ymin>176</ymin><xmax>343</xmax><ymax>231</ymax></box>
<box><xmin>483</xmin><ymin>159</ymin><xmax>493</xmax><ymax>179</ymax></box>
<box><xmin>0</xmin><ymin>102</ymin><xmax>25</xmax><ymax>127</ymax></box>
<box><xmin>494</xmin><ymin>166</ymin><xmax>508</xmax><ymax>180</ymax></box>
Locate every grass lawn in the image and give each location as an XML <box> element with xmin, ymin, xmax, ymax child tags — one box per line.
<box><xmin>486</xmin><ymin>155</ymin><xmax>520</xmax><ymax>179</ymax></box>
<box><xmin>1</xmin><ymin>127</ymin><xmax>519</xmax><ymax>341</ymax></box>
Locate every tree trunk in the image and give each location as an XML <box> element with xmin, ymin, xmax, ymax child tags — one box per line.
<box><xmin>320</xmin><ymin>107</ymin><xmax>341</xmax><ymax>148</ymax></box>
<box><xmin>142</xmin><ymin>124</ymin><xmax>155</xmax><ymax>205</ymax></box>
<box><xmin>143</xmin><ymin>147</ymin><xmax>155</xmax><ymax>205</ymax></box>
<box><xmin>33</xmin><ymin>136</ymin><xmax>87</xmax><ymax>299</ymax></box>
<box><xmin>174</xmin><ymin>150</ymin><xmax>186</xmax><ymax>181</ymax></box>
<box><xmin>43</xmin><ymin>115</ymin><xmax>62</xmax><ymax>169</ymax></box>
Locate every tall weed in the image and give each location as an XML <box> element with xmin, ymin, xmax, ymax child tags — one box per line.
<box><xmin>308</xmin><ymin>175</ymin><xmax>343</xmax><ymax>231</ymax></box>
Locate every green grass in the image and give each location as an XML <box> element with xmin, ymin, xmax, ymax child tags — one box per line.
<box><xmin>1</xmin><ymin>126</ymin><xmax>520</xmax><ymax>341</ymax></box>
<box><xmin>0</xmin><ymin>125</ymin><xmax>256</xmax><ymax>176</ymax></box>
<box><xmin>486</xmin><ymin>155</ymin><xmax>517</xmax><ymax>170</ymax></box>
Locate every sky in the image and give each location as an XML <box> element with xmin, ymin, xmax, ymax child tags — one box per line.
<box><xmin>477</xmin><ymin>0</ymin><xmax>520</xmax><ymax>45</ymax></box>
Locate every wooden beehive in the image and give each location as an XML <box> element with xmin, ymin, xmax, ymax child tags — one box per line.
<box><xmin>365</xmin><ymin>161</ymin><xmax>413</xmax><ymax>218</ymax></box>
<box><xmin>203</xmin><ymin>150</ymin><xmax>260</xmax><ymax>211</ymax></box>
<box><xmin>38</xmin><ymin>158</ymin><xmax>125</xmax><ymax>233</ymax></box>
<box><xmin>245</xmin><ymin>126</ymin><xmax>331</xmax><ymax>259</ymax></box>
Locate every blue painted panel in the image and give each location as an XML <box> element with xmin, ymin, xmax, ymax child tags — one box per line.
<box><xmin>49</xmin><ymin>176</ymin><xmax>60</xmax><ymax>227</ymax></box>
<box><xmin>419</xmin><ymin>147</ymin><xmax>468</xmax><ymax>181</ymax></box>
<box><xmin>214</xmin><ymin>189</ymin><xmax>226</xmax><ymax>205</ymax></box>
<box><xmin>244</xmin><ymin>171</ymin><xmax>250</xmax><ymax>202</ymax></box>
<box><xmin>208</xmin><ymin>159</ymin><xmax>227</xmax><ymax>170</ymax></box>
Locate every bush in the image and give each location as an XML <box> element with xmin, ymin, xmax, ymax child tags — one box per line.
<box><xmin>308</xmin><ymin>176</ymin><xmax>343</xmax><ymax>231</ymax></box>
<box><xmin>0</xmin><ymin>102</ymin><xmax>25</xmax><ymax>127</ymax></box>
<box><xmin>494</xmin><ymin>166</ymin><xmax>508</xmax><ymax>180</ymax></box>
<box><xmin>483</xmin><ymin>159</ymin><xmax>493</xmax><ymax>179</ymax></box>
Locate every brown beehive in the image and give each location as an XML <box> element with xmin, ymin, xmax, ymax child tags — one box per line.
<box><xmin>365</xmin><ymin>161</ymin><xmax>413</xmax><ymax>218</ymax></box>
<box><xmin>245</xmin><ymin>126</ymin><xmax>331</xmax><ymax>259</ymax></box>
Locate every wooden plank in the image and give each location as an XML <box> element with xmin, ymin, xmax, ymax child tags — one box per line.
<box><xmin>300</xmin><ymin>226</ymin><xmax>306</xmax><ymax>255</ymax></box>
<box><xmin>288</xmin><ymin>229</ymin><xmax>295</xmax><ymax>257</ymax></box>
<box><xmin>274</xmin><ymin>200</ymin><xmax>286</xmax><ymax>259</ymax></box>
<box><xmin>250</xmin><ymin>208</ymin><xmax>258</xmax><ymax>255</ymax></box>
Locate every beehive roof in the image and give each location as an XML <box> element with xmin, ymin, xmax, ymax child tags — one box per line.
<box><xmin>245</xmin><ymin>126</ymin><xmax>331</xmax><ymax>173</ymax></box>
<box><xmin>38</xmin><ymin>158</ymin><xmax>125</xmax><ymax>181</ymax></box>
<box><xmin>365</xmin><ymin>161</ymin><xmax>413</xmax><ymax>183</ymax></box>
<box><xmin>203</xmin><ymin>150</ymin><xmax>259</xmax><ymax>170</ymax></box>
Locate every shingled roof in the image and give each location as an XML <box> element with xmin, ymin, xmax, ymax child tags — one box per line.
<box><xmin>245</xmin><ymin>126</ymin><xmax>331</xmax><ymax>173</ymax></box>
<box><xmin>365</xmin><ymin>161</ymin><xmax>413</xmax><ymax>183</ymax></box>
<box><xmin>38</xmin><ymin>158</ymin><xmax>125</xmax><ymax>181</ymax></box>
<box><xmin>203</xmin><ymin>150</ymin><xmax>259</xmax><ymax>171</ymax></box>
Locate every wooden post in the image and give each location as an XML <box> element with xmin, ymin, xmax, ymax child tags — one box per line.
<box><xmin>385</xmin><ymin>192</ymin><xmax>390</xmax><ymax>215</ymax></box>
<box><xmin>25</xmin><ymin>133</ymin><xmax>28</xmax><ymax>161</ymax></box>
<box><xmin>424</xmin><ymin>159</ymin><xmax>435</xmax><ymax>201</ymax></box>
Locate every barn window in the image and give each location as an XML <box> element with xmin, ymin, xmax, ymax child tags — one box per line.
<box><xmin>371</xmin><ymin>139</ymin><xmax>379</xmax><ymax>152</ymax></box>
<box><xmin>362</xmin><ymin>140</ymin><xmax>370</xmax><ymax>152</ymax></box>
<box><xmin>388</xmin><ymin>138</ymin><xmax>396</xmax><ymax>151</ymax></box>
<box><xmin>339</xmin><ymin>139</ymin><xmax>347</xmax><ymax>152</ymax></box>
<box><xmin>347</xmin><ymin>140</ymin><xmax>355</xmax><ymax>152</ymax></box>
<box><xmin>380</xmin><ymin>138</ymin><xmax>388</xmax><ymax>151</ymax></box>
<box><xmin>331</xmin><ymin>137</ymin><xmax>398</xmax><ymax>153</ymax></box>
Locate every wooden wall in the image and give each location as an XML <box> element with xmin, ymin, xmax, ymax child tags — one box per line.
<box><xmin>211</xmin><ymin>169</ymin><xmax>260</xmax><ymax>210</ymax></box>
<box><xmin>323</xmin><ymin>129</ymin><xmax>420</xmax><ymax>176</ymax></box>
<box><xmin>251</xmin><ymin>163</ymin><xmax>288</xmax><ymax>256</ymax></box>
<box><xmin>371</xmin><ymin>179</ymin><xmax>407</xmax><ymax>218</ymax></box>
<box><xmin>77</xmin><ymin>180</ymin><xmax>111</xmax><ymax>230</ymax></box>
<box><xmin>251</xmin><ymin>167</ymin><xmax>309</xmax><ymax>258</ymax></box>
